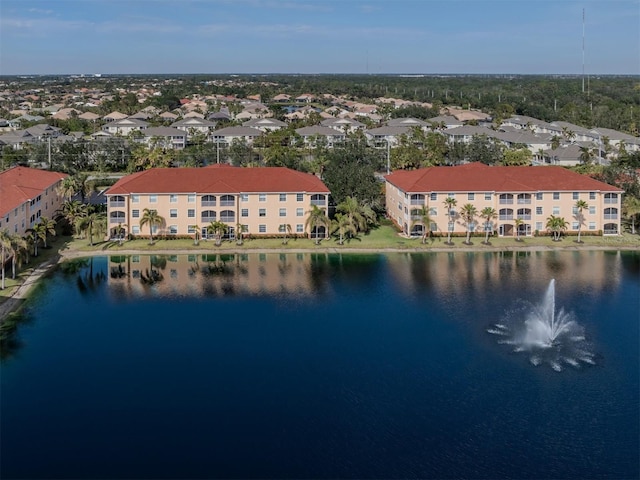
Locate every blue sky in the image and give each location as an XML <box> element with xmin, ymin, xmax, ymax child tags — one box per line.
<box><xmin>1</xmin><ymin>0</ymin><xmax>638</xmax><ymax>75</ymax></box>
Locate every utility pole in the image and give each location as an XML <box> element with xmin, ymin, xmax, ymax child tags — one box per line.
<box><xmin>386</xmin><ymin>139</ymin><xmax>390</xmax><ymax>175</ymax></box>
<box><xmin>47</xmin><ymin>136</ymin><xmax>51</xmax><ymax>168</ymax></box>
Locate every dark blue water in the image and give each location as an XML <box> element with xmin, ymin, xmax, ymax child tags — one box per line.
<box><xmin>1</xmin><ymin>251</ymin><xmax>638</xmax><ymax>479</ymax></box>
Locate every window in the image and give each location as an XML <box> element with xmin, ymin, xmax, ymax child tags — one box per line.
<box><xmin>448</xmin><ymin>193</ymin><xmax>455</xmax><ymax>198</ymax></box>
<box><xmin>398</xmin><ymin>202</ymin><xmax>402</xmax><ymax>211</ymax></box>
<box><xmin>259</xmin><ymin>208</ymin><xmax>266</xmax><ymax>217</ymax></box>
<box><xmin>553</xmin><ymin>192</ymin><xmax>560</xmax><ymax>200</ymax></box>
<box><xmin>201</xmin><ymin>210</ymin><xmax>216</xmax><ymax>222</ymax></box>
<box><xmin>499</xmin><ymin>194</ymin><xmax>513</xmax><ymax>204</ymax></box>
<box><xmin>536</xmin><ymin>192</ymin><xmax>543</xmax><ymax>200</ymax></box>
<box><xmin>170</xmin><ymin>209</ymin><xmax>178</xmax><ymax>218</ymax></box>
<box><xmin>132</xmin><ymin>195</ymin><xmax>139</xmax><ymax>203</ymax></box>
<box><xmin>484</xmin><ymin>193</ymin><xmax>491</xmax><ymax>201</ymax></box>
<box><xmin>552</xmin><ymin>206</ymin><xmax>560</xmax><ymax>215</ymax></box>
<box><xmin>296</xmin><ymin>208</ymin><xmax>304</xmax><ymax>217</ymax></box>
<box><xmin>589</xmin><ymin>222</ymin><xmax>596</xmax><ymax>230</ymax></box>
<box><xmin>604</xmin><ymin>193</ymin><xmax>618</xmax><ymax>204</ymax></box>
<box><xmin>187</xmin><ymin>209</ymin><xmax>195</xmax><ymax>218</ymax></box>
<box><xmin>220</xmin><ymin>210</ymin><xmax>235</xmax><ymax>223</ymax></box>
<box><xmin>589</xmin><ymin>192</ymin><xmax>596</xmax><ymax>200</ymax></box>
<box><xmin>429</xmin><ymin>207</ymin><xmax>437</xmax><ymax>216</ymax></box>
<box><xmin>311</xmin><ymin>194</ymin><xmax>326</xmax><ymax>206</ymax></box>
<box><xmin>517</xmin><ymin>194</ymin><xmax>531</xmax><ymax>204</ymax></box>
<box><xmin>169</xmin><ymin>225</ymin><xmax>178</xmax><ymax>234</ymax></box>
<box><xmin>296</xmin><ymin>193</ymin><xmax>304</xmax><ymax>202</ymax></box>
<box><xmin>132</xmin><ymin>226</ymin><xmax>140</xmax><ymax>234</ymax></box>
<box><xmin>279</xmin><ymin>193</ymin><xmax>287</xmax><ymax>202</ymax></box>
<box><xmin>151</xmin><ymin>225</ymin><xmax>158</xmax><ymax>234</ymax></box>
<box><xmin>430</xmin><ymin>193</ymin><xmax>437</xmax><ymax>201</ymax></box>
<box><xmin>572</xmin><ymin>192</ymin><xmax>579</xmax><ymax>200</ymax></box>
<box><xmin>241</xmin><ymin>208</ymin><xmax>249</xmax><ymax>217</ymax></box>
<box><xmin>202</xmin><ymin>195</ymin><xmax>216</xmax><ymax>206</ymax></box>
<box><xmin>572</xmin><ymin>222</ymin><xmax>579</xmax><ymax>230</ymax></box>
<box><xmin>241</xmin><ymin>194</ymin><xmax>249</xmax><ymax>202</ymax></box>
<box><xmin>536</xmin><ymin>207</ymin><xmax>543</xmax><ymax>215</ymax></box>
<box><xmin>259</xmin><ymin>224</ymin><xmax>266</xmax><ymax>233</ymax></box>
<box><xmin>149</xmin><ymin>195</ymin><xmax>157</xmax><ymax>203</ymax></box>
<box><xmin>132</xmin><ymin>209</ymin><xmax>140</xmax><ymax>218</ymax></box>
<box><xmin>187</xmin><ymin>225</ymin><xmax>196</xmax><ymax>234</ymax></box>
<box><xmin>604</xmin><ymin>207</ymin><xmax>618</xmax><ymax>220</ymax></box>
<box><xmin>259</xmin><ymin>194</ymin><xmax>266</xmax><ymax>202</ymax></box>
<box><xmin>468</xmin><ymin>193</ymin><xmax>475</xmax><ymax>201</ymax></box>
<box><xmin>589</xmin><ymin>206</ymin><xmax>596</xmax><ymax>215</ymax></box>
<box><xmin>279</xmin><ymin>208</ymin><xmax>286</xmax><ymax>217</ymax></box>
<box><xmin>220</xmin><ymin>195</ymin><xmax>234</xmax><ymax>206</ymax></box>
<box><xmin>572</xmin><ymin>206</ymin><xmax>578</xmax><ymax>215</ymax></box>
<box><xmin>535</xmin><ymin>222</ymin><xmax>543</xmax><ymax>231</ymax></box>
<box><xmin>188</xmin><ymin>194</ymin><xmax>195</xmax><ymax>203</ymax></box>
<box><xmin>170</xmin><ymin>194</ymin><xmax>178</xmax><ymax>203</ymax></box>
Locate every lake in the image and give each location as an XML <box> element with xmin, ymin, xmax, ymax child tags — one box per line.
<box><xmin>1</xmin><ymin>250</ymin><xmax>638</xmax><ymax>479</ymax></box>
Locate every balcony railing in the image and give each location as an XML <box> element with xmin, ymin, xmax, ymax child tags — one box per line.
<box><xmin>220</xmin><ymin>199</ymin><xmax>235</xmax><ymax>207</ymax></box>
<box><xmin>109</xmin><ymin>201</ymin><xmax>125</xmax><ymax>207</ymax></box>
<box><xmin>220</xmin><ymin>215</ymin><xmax>236</xmax><ymax>223</ymax></box>
<box><xmin>499</xmin><ymin>199</ymin><xmax>514</xmax><ymax>205</ymax></box>
<box><xmin>201</xmin><ymin>201</ymin><xmax>216</xmax><ymax>207</ymax></box>
<box><xmin>311</xmin><ymin>199</ymin><xmax>326</xmax><ymax>206</ymax></box>
<box><xmin>604</xmin><ymin>198</ymin><xmax>618</xmax><ymax>204</ymax></box>
<box><xmin>517</xmin><ymin>215</ymin><xmax>532</xmax><ymax>220</ymax></box>
<box><xmin>499</xmin><ymin>215</ymin><xmax>514</xmax><ymax>220</ymax></box>
<box><xmin>604</xmin><ymin>214</ymin><xmax>618</xmax><ymax>220</ymax></box>
<box><xmin>109</xmin><ymin>218</ymin><xmax>126</xmax><ymax>224</ymax></box>
<box><xmin>410</xmin><ymin>199</ymin><xmax>425</xmax><ymax>205</ymax></box>
<box><xmin>517</xmin><ymin>199</ymin><xmax>531</xmax><ymax>204</ymax></box>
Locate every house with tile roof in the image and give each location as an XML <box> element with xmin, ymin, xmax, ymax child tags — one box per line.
<box><xmin>385</xmin><ymin>163</ymin><xmax>622</xmax><ymax>238</ymax></box>
<box><xmin>140</xmin><ymin>127</ymin><xmax>187</xmax><ymax>149</ymax></box>
<box><xmin>105</xmin><ymin>165</ymin><xmax>330</xmax><ymax>240</ymax></box>
<box><xmin>0</xmin><ymin>166</ymin><xmax>68</xmax><ymax>237</ymax></box>
<box><xmin>295</xmin><ymin>126</ymin><xmax>346</xmax><ymax>147</ymax></box>
<box><xmin>102</xmin><ymin>118</ymin><xmax>149</xmax><ymax>136</ymax></box>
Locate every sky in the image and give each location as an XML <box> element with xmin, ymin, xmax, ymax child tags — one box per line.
<box><xmin>0</xmin><ymin>0</ymin><xmax>638</xmax><ymax>75</ymax></box>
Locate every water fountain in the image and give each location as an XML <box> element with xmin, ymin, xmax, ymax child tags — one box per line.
<box><xmin>488</xmin><ymin>279</ymin><xmax>596</xmax><ymax>371</ymax></box>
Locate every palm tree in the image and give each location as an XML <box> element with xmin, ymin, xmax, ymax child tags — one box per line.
<box><xmin>25</xmin><ymin>228</ymin><xmax>39</xmax><ymax>257</ymax></box>
<box><xmin>61</xmin><ymin>200</ymin><xmax>87</xmax><ymax>237</ymax></box>
<box><xmin>9</xmin><ymin>233</ymin><xmax>27</xmax><ymax>280</ymax></box>
<box><xmin>331</xmin><ymin>213</ymin><xmax>356</xmax><ymax>245</ymax></box>
<box><xmin>279</xmin><ymin>223</ymin><xmax>292</xmax><ymax>245</ymax></box>
<box><xmin>57</xmin><ymin>176</ymin><xmax>80</xmax><ymax>201</ymax></box>
<box><xmin>190</xmin><ymin>224</ymin><xmax>201</xmax><ymax>245</ymax></box>
<box><xmin>0</xmin><ymin>230</ymin><xmax>11</xmax><ymax>290</ymax></box>
<box><xmin>514</xmin><ymin>218</ymin><xmax>524</xmax><ymax>242</ymax></box>
<box><xmin>206</xmin><ymin>220</ymin><xmax>228</xmax><ymax>246</ymax></box>
<box><xmin>235</xmin><ymin>223</ymin><xmax>244</xmax><ymax>246</ymax></box>
<box><xmin>139</xmin><ymin>208</ymin><xmax>165</xmax><ymax>244</ymax></box>
<box><xmin>79</xmin><ymin>210</ymin><xmax>107</xmax><ymax>246</ymax></box>
<box><xmin>574</xmin><ymin>199</ymin><xmax>589</xmax><ymax>243</ymax></box>
<box><xmin>579</xmin><ymin>146</ymin><xmax>594</xmax><ymax>165</ymax></box>
<box><xmin>443</xmin><ymin>197</ymin><xmax>458</xmax><ymax>244</ymax></box>
<box><xmin>546</xmin><ymin>215</ymin><xmax>568</xmax><ymax>241</ymax></box>
<box><xmin>460</xmin><ymin>203</ymin><xmax>478</xmax><ymax>244</ymax></box>
<box><xmin>337</xmin><ymin>196</ymin><xmax>367</xmax><ymax>235</ymax></box>
<box><xmin>622</xmin><ymin>196</ymin><xmax>640</xmax><ymax>234</ymax></box>
<box><xmin>36</xmin><ymin>216</ymin><xmax>57</xmax><ymax>248</ymax></box>
<box><xmin>480</xmin><ymin>207</ymin><xmax>497</xmax><ymax>244</ymax></box>
<box><xmin>410</xmin><ymin>206</ymin><xmax>434</xmax><ymax>244</ymax></box>
<box><xmin>305</xmin><ymin>204</ymin><xmax>330</xmax><ymax>245</ymax></box>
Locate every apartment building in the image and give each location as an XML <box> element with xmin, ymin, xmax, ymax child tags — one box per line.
<box><xmin>105</xmin><ymin>165</ymin><xmax>330</xmax><ymax>240</ymax></box>
<box><xmin>385</xmin><ymin>163</ymin><xmax>623</xmax><ymax>237</ymax></box>
<box><xmin>0</xmin><ymin>166</ymin><xmax>68</xmax><ymax>236</ymax></box>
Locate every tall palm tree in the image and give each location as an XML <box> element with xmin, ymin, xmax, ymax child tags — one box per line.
<box><xmin>514</xmin><ymin>218</ymin><xmax>524</xmax><ymax>242</ymax></box>
<box><xmin>622</xmin><ymin>196</ymin><xmax>640</xmax><ymax>234</ymax></box>
<box><xmin>331</xmin><ymin>213</ymin><xmax>356</xmax><ymax>245</ymax></box>
<box><xmin>61</xmin><ymin>200</ymin><xmax>87</xmax><ymax>237</ymax></box>
<box><xmin>578</xmin><ymin>146</ymin><xmax>594</xmax><ymax>165</ymax></box>
<box><xmin>574</xmin><ymin>199</ymin><xmax>589</xmax><ymax>243</ymax></box>
<box><xmin>443</xmin><ymin>197</ymin><xmax>458</xmax><ymax>244</ymax></box>
<box><xmin>57</xmin><ymin>176</ymin><xmax>80</xmax><ymax>201</ymax></box>
<box><xmin>410</xmin><ymin>206</ymin><xmax>434</xmax><ymax>244</ymax></box>
<box><xmin>460</xmin><ymin>203</ymin><xmax>478</xmax><ymax>244</ymax></box>
<box><xmin>279</xmin><ymin>223</ymin><xmax>292</xmax><ymax>245</ymax></box>
<box><xmin>235</xmin><ymin>223</ymin><xmax>244</xmax><ymax>246</ymax></box>
<box><xmin>480</xmin><ymin>207</ymin><xmax>497</xmax><ymax>244</ymax></box>
<box><xmin>546</xmin><ymin>215</ymin><xmax>568</xmax><ymax>241</ymax></box>
<box><xmin>0</xmin><ymin>230</ymin><xmax>11</xmax><ymax>290</ymax></box>
<box><xmin>337</xmin><ymin>196</ymin><xmax>367</xmax><ymax>235</ymax></box>
<box><xmin>36</xmin><ymin>216</ymin><xmax>57</xmax><ymax>248</ymax></box>
<box><xmin>80</xmin><ymin>211</ymin><xmax>107</xmax><ymax>246</ymax></box>
<box><xmin>305</xmin><ymin>204</ymin><xmax>330</xmax><ymax>245</ymax></box>
<box><xmin>206</xmin><ymin>220</ymin><xmax>228</xmax><ymax>246</ymax></box>
<box><xmin>9</xmin><ymin>233</ymin><xmax>28</xmax><ymax>280</ymax></box>
<box><xmin>190</xmin><ymin>224</ymin><xmax>201</xmax><ymax>245</ymax></box>
<box><xmin>139</xmin><ymin>208</ymin><xmax>165</xmax><ymax>244</ymax></box>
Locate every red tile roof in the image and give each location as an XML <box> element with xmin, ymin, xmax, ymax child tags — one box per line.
<box><xmin>385</xmin><ymin>163</ymin><xmax>622</xmax><ymax>193</ymax></box>
<box><xmin>106</xmin><ymin>165</ymin><xmax>330</xmax><ymax>195</ymax></box>
<box><xmin>0</xmin><ymin>166</ymin><xmax>67</xmax><ymax>216</ymax></box>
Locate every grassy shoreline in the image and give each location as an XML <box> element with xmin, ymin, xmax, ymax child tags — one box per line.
<box><xmin>2</xmin><ymin>226</ymin><xmax>639</xmax><ymax>322</ymax></box>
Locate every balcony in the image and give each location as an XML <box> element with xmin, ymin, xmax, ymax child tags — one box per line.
<box><xmin>109</xmin><ymin>201</ymin><xmax>125</xmax><ymax>207</ymax></box>
<box><xmin>499</xmin><ymin>215</ymin><xmax>513</xmax><ymax>221</ymax></box>
<box><xmin>311</xmin><ymin>199</ymin><xmax>326</xmax><ymax>206</ymax></box>
<box><xmin>499</xmin><ymin>199</ymin><xmax>514</xmax><ymax>205</ymax></box>
<box><xmin>201</xmin><ymin>201</ymin><xmax>216</xmax><ymax>207</ymax></box>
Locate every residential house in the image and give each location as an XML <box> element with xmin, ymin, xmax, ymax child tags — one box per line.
<box><xmin>295</xmin><ymin>126</ymin><xmax>346</xmax><ymax>148</ymax></box>
<box><xmin>103</xmin><ymin>111</ymin><xmax>128</xmax><ymax>123</ymax></box>
<box><xmin>211</xmin><ymin>126</ymin><xmax>263</xmax><ymax>146</ymax></box>
<box><xmin>102</xmin><ymin>118</ymin><xmax>149</xmax><ymax>136</ymax></box>
<box><xmin>385</xmin><ymin>163</ymin><xmax>622</xmax><ymax>238</ymax></box>
<box><xmin>0</xmin><ymin>166</ymin><xmax>68</xmax><ymax>237</ymax></box>
<box><xmin>171</xmin><ymin>117</ymin><xmax>218</xmax><ymax>137</ymax></box>
<box><xmin>105</xmin><ymin>165</ymin><xmax>330</xmax><ymax>240</ymax></box>
<box><xmin>141</xmin><ymin>127</ymin><xmax>187</xmax><ymax>150</ymax></box>
<box><xmin>243</xmin><ymin>118</ymin><xmax>287</xmax><ymax>132</ymax></box>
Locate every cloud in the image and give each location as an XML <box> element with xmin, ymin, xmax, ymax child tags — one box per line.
<box><xmin>28</xmin><ymin>8</ymin><xmax>54</xmax><ymax>15</ymax></box>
